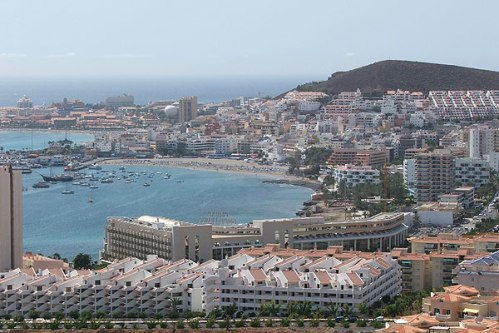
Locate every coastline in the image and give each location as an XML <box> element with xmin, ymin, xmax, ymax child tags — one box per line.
<box><xmin>101</xmin><ymin>157</ymin><xmax>320</xmax><ymax>190</ymax></box>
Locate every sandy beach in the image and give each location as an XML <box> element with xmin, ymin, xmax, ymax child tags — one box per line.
<box><xmin>101</xmin><ymin>157</ymin><xmax>320</xmax><ymax>190</ymax></box>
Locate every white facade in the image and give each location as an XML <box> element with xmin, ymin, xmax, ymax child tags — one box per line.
<box><xmin>298</xmin><ymin>101</ymin><xmax>321</xmax><ymax>113</ymax></box>
<box><xmin>403</xmin><ymin>159</ymin><xmax>416</xmax><ymax>194</ymax></box>
<box><xmin>0</xmin><ymin>251</ymin><xmax>401</xmax><ymax>316</ymax></box>
<box><xmin>469</xmin><ymin>127</ymin><xmax>494</xmax><ymax>159</ymax></box>
<box><xmin>454</xmin><ymin>158</ymin><xmax>490</xmax><ymax>189</ymax></box>
<box><xmin>485</xmin><ymin>151</ymin><xmax>499</xmax><ymax>172</ymax></box>
<box><xmin>333</xmin><ymin>164</ymin><xmax>380</xmax><ymax>187</ymax></box>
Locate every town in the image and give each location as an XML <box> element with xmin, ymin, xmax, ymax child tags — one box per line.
<box><xmin>1</xmin><ymin>82</ymin><xmax>499</xmax><ymax>332</ymax></box>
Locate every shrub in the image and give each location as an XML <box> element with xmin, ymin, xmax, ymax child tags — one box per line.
<box><xmin>104</xmin><ymin>321</ymin><xmax>114</xmax><ymax>329</ymax></box>
<box><xmin>264</xmin><ymin>318</ymin><xmax>273</xmax><ymax>327</ymax></box>
<box><xmin>89</xmin><ymin>320</ymin><xmax>101</xmax><ymax>329</ymax></box>
<box><xmin>218</xmin><ymin>320</ymin><xmax>228</xmax><ymax>328</ymax></box>
<box><xmin>249</xmin><ymin>318</ymin><xmax>261</xmax><ymax>328</ymax></box>
<box><xmin>206</xmin><ymin>317</ymin><xmax>216</xmax><ymax>328</ymax></box>
<box><xmin>176</xmin><ymin>320</ymin><xmax>185</xmax><ymax>329</ymax></box>
<box><xmin>296</xmin><ymin>317</ymin><xmax>305</xmax><ymax>327</ymax></box>
<box><xmin>63</xmin><ymin>321</ymin><xmax>74</xmax><ymax>329</ymax></box>
<box><xmin>357</xmin><ymin>319</ymin><xmax>367</xmax><ymax>327</ymax></box>
<box><xmin>327</xmin><ymin>318</ymin><xmax>336</xmax><ymax>327</ymax></box>
<box><xmin>280</xmin><ymin>318</ymin><xmax>291</xmax><ymax>327</ymax></box>
<box><xmin>159</xmin><ymin>321</ymin><xmax>168</xmax><ymax>329</ymax></box>
<box><xmin>234</xmin><ymin>319</ymin><xmax>246</xmax><ymax>328</ymax></box>
<box><xmin>146</xmin><ymin>320</ymin><xmax>158</xmax><ymax>329</ymax></box>
<box><xmin>311</xmin><ymin>318</ymin><xmax>320</xmax><ymax>327</ymax></box>
<box><xmin>188</xmin><ymin>319</ymin><xmax>199</xmax><ymax>329</ymax></box>
<box><xmin>342</xmin><ymin>321</ymin><xmax>350</xmax><ymax>328</ymax></box>
<box><xmin>371</xmin><ymin>320</ymin><xmax>385</xmax><ymax>329</ymax></box>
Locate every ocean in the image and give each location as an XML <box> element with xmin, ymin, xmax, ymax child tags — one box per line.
<box><xmin>23</xmin><ymin>165</ymin><xmax>312</xmax><ymax>261</ymax></box>
<box><xmin>0</xmin><ymin>75</ymin><xmax>320</xmax><ymax>106</ymax></box>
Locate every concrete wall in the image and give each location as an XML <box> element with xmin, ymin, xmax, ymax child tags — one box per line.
<box><xmin>171</xmin><ymin>224</ymin><xmax>212</xmax><ymax>262</ymax></box>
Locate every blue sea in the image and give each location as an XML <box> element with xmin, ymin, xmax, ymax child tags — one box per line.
<box><xmin>23</xmin><ymin>166</ymin><xmax>311</xmax><ymax>261</ymax></box>
<box><xmin>0</xmin><ymin>75</ymin><xmax>320</xmax><ymax>106</ymax></box>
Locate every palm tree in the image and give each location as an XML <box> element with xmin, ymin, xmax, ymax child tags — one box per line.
<box><xmin>325</xmin><ymin>302</ymin><xmax>339</xmax><ymax>317</ymax></box>
<box><xmin>357</xmin><ymin>302</ymin><xmax>369</xmax><ymax>318</ymax></box>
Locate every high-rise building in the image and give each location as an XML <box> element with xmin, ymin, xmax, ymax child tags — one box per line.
<box><xmin>178</xmin><ymin>96</ymin><xmax>198</xmax><ymax>123</ymax></box>
<box><xmin>0</xmin><ymin>165</ymin><xmax>23</xmax><ymax>271</ymax></box>
<box><xmin>415</xmin><ymin>150</ymin><xmax>455</xmax><ymax>203</ymax></box>
<box><xmin>468</xmin><ymin>126</ymin><xmax>494</xmax><ymax>158</ymax></box>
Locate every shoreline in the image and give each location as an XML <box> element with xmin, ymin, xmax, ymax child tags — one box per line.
<box><xmin>101</xmin><ymin>157</ymin><xmax>320</xmax><ymax>191</ymax></box>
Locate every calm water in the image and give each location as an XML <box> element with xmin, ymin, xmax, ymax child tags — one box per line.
<box><xmin>0</xmin><ymin>75</ymin><xmax>320</xmax><ymax>106</ymax></box>
<box><xmin>23</xmin><ymin>165</ymin><xmax>311</xmax><ymax>261</ymax></box>
<box><xmin>0</xmin><ymin>130</ymin><xmax>94</xmax><ymax>151</ymax></box>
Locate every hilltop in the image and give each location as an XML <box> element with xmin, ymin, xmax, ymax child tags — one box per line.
<box><xmin>294</xmin><ymin>60</ymin><xmax>499</xmax><ymax>95</ymax></box>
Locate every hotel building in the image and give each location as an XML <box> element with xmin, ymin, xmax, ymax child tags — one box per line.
<box><xmin>332</xmin><ymin>164</ymin><xmax>380</xmax><ymax>187</ymax></box>
<box><xmin>0</xmin><ymin>165</ymin><xmax>23</xmax><ymax>272</ymax></box>
<box><xmin>101</xmin><ymin>213</ymin><xmax>411</xmax><ymax>262</ymax></box>
<box><xmin>178</xmin><ymin>96</ymin><xmax>198</xmax><ymax>123</ymax></box>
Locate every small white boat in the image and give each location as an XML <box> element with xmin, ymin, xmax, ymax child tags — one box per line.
<box><xmin>61</xmin><ymin>189</ymin><xmax>74</xmax><ymax>194</ymax></box>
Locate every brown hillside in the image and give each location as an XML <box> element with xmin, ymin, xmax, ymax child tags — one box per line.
<box><xmin>295</xmin><ymin>60</ymin><xmax>499</xmax><ymax>95</ymax></box>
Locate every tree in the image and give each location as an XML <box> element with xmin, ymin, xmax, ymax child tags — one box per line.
<box><xmin>73</xmin><ymin>253</ymin><xmax>91</xmax><ymax>269</ymax></box>
<box><xmin>52</xmin><ymin>253</ymin><xmax>61</xmax><ymax>260</ymax></box>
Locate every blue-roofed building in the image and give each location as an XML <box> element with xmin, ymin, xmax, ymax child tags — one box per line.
<box><xmin>453</xmin><ymin>250</ymin><xmax>499</xmax><ymax>294</ymax></box>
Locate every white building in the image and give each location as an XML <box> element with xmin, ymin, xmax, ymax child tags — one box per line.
<box><xmin>469</xmin><ymin>126</ymin><xmax>494</xmax><ymax>159</ymax></box>
<box><xmin>333</xmin><ymin>164</ymin><xmax>380</xmax><ymax>188</ymax></box>
<box><xmin>403</xmin><ymin>159</ymin><xmax>416</xmax><ymax>194</ymax></box>
<box><xmin>454</xmin><ymin>158</ymin><xmax>490</xmax><ymax>189</ymax></box>
<box><xmin>416</xmin><ymin>203</ymin><xmax>462</xmax><ymax>227</ymax></box>
<box><xmin>298</xmin><ymin>100</ymin><xmax>321</xmax><ymax>113</ymax></box>
<box><xmin>0</xmin><ymin>249</ymin><xmax>401</xmax><ymax>316</ymax></box>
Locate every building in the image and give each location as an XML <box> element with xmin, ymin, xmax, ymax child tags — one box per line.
<box><xmin>416</xmin><ymin>203</ymin><xmax>462</xmax><ymax>227</ymax></box>
<box><xmin>333</xmin><ymin>164</ymin><xmax>381</xmax><ymax>187</ymax></box>
<box><xmin>327</xmin><ymin>148</ymin><xmax>387</xmax><ymax>168</ymax></box>
<box><xmin>389</xmin><ymin>234</ymin><xmax>499</xmax><ymax>292</ymax></box>
<box><xmin>422</xmin><ymin>285</ymin><xmax>499</xmax><ymax>322</ymax></box>
<box><xmin>101</xmin><ymin>213</ymin><xmax>411</xmax><ymax>262</ymax></box>
<box><xmin>415</xmin><ymin>150</ymin><xmax>455</xmax><ymax>203</ymax></box>
<box><xmin>454</xmin><ymin>158</ymin><xmax>490</xmax><ymax>189</ymax></box>
<box><xmin>178</xmin><ymin>96</ymin><xmax>198</xmax><ymax>123</ymax></box>
<box><xmin>0</xmin><ymin>249</ymin><xmax>401</xmax><ymax>316</ymax></box>
<box><xmin>469</xmin><ymin>126</ymin><xmax>494</xmax><ymax>159</ymax></box>
<box><xmin>0</xmin><ymin>165</ymin><xmax>23</xmax><ymax>271</ymax></box>
<box><xmin>105</xmin><ymin>94</ymin><xmax>134</xmax><ymax>108</ymax></box>
<box><xmin>453</xmin><ymin>250</ymin><xmax>499</xmax><ymax>294</ymax></box>
<box><xmin>403</xmin><ymin>158</ymin><xmax>416</xmax><ymax>194</ymax></box>
<box><xmin>16</xmin><ymin>95</ymin><xmax>33</xmax><ymax>108</ymax></box>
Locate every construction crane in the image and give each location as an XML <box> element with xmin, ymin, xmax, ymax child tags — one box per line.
<box><xmin>384</xmin><ymin>163</ymin><xmax>389</xmax><ymax>211</ymax></box>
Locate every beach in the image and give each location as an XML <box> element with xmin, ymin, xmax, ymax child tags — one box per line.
<box><xmin>101</xmin><ymin>157</ymin><xmax>320</xmax><ymax>189</ymax></box>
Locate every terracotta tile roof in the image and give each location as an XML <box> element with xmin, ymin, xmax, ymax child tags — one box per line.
<box><xmin>249</xmin><ymin>269</ymin><xmax>268</xmax><ymax>282</ymax></box>
<box><xmin>314</xmin><ymin>271</ymin><xmax>331</xmax><ymax>284</ymax></box>
<box><xmin>282</xmin><ymin>270</ymin><xmax>300</xmax><ymax>284</ymax></box>
<box><xmin>346</xmin><ymin>272</ymin><xmax>364</xmax><ymax>286</ymax></box>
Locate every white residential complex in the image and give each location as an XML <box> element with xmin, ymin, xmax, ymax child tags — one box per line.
<box><xmin>0</xmin><ymin>248</ymin><xmax>401</xmax><ymax>316</ymax></box>
<box><xmin>101</xmin><ymin>213</ymin><xmax>411</xmax><ymax>263</ymax></box>
<box><xmin>333</xmin><ymin>164</ymin><xmax>380</xmax><ymax>187</ymax></box>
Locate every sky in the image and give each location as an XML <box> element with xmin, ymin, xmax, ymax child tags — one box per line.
<box><xmin>1</xmin><ymin>0</ymin><xmax>498</xmax><ymax>78</ymax></box>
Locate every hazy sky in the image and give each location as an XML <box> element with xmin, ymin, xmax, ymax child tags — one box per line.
<box><xmin>1</xmin><ymin>0</ymin><xmax>498</xmax><ymax>78</ymax></box>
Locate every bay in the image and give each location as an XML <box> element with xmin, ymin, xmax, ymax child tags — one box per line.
<box><xmin>22</xmin><ymin>165</ymin><xmax>312</xmax><ymax>261</ymax></box>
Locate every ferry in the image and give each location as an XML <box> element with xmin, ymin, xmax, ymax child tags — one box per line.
<box><xmin>32</xmin><ymin>182</ymin><xmax>50</xmax><ymax>189</ymax></box>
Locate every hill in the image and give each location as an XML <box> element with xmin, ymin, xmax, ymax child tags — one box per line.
<box><xmin>294</xmin><ymin>60</ymin><xmax>499</xmax><ymax>95</ymax></box>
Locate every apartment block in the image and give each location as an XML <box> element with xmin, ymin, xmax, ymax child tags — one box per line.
<box><xmin>0</xmin><ymin>250</ymin><xmax>401</xmax><ymax>316</ymax></box>
<box><xmin>415</xmin><ymin>150</ymin><xmax>455</xmax><ymax>203</ymax></box>
<box><xmin>453</xmin><ymin>250</ymin><xmax>499</xmax><ymax>294</ymax></box>
<box><xmin>389</xmin><ymin>234</ymin><xmax>499</xmax><ymax>292</ymax></box>
<box><xmin>327</xmin><ymin>148</ymin><xmax>387</xmax><ymax>169</ymax></box>
<box><xmin>332</xmin><ymin>164</ymin><xmax>380</xmax><ymax>187</ymax></box>
<box><xmin>454</xmin><ymin>158</ymin><xmax>490</xmax><ymax>189</ymax></box>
